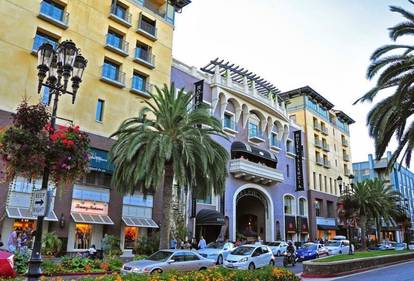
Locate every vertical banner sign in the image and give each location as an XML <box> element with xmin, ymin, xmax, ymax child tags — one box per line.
<box><xmin>191</xmin><ymin>80</ymin><xmax>204</xmax><ymax>218</ymax></box>
<box><xmin>294</xmin><ymin>130</ymin><xmax>304</xmax><ymax>191</ymax></box>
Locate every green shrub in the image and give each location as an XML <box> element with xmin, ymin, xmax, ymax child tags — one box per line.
<box><xmin>41</xmin><ymin>232</ymin><xmax>62</xmax><ymax>256</ymax></box>
<box><xmin>102</xmin><ymin>235</ymin><xmax>122</xmax><ymax>257</ymax></box>
<box><xmin>133</xmin><ymin>233</ymin><xmax>160</xmax><ymax>256</ymax></box>
<box><xmin>13</xmin><ymin>253</ymin><xmax>29</xmax><ymax>274</ymax></box>
<box><xmin>104</xmin><ymin>256</ymin><xmax>123</xmax><ymax>271</ymax></box>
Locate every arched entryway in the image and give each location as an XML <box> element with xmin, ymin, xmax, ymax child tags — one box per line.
<box><xmin>232</xmin><ymin>185</ymin><xmax>274</xmax><ymax>242</ymax></box>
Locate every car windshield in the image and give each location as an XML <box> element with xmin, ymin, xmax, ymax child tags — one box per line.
<box><xmin>206</xmin><ymin>242</ymin><xmax>225</xmax><ymax>249</ymax></box>
<box><xmin>325</xmin><ymin>241</ymin><xmax>340</xmax><ymax>247</ymax></box>
<box><xmin>302</xmin><ymin>244</ymin><xmax>317</xmax><ymax>250</ymax></box>
<box><xmin>231</xmin><ymin>246</ymin><xmax>254</xmax><ymax>256</ymax></box>
<box><xmin>147</xmin><ymin>251</ymin><xmax>172</xmax><ymax>262</ymax></box>
<box><xmin>266</xmin><ymin>242</ymin><xmax>281</xmax><ymax>246</ymax></box>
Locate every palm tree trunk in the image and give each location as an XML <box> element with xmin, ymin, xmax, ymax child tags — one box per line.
<box><xmin>360</xmin><ymin>216</ymin><xmax>368</xmax><ymax>251</ymax></box>
<box><xmin>159</xmin><ymin>162</ymin><xmax>174</xmax><ymax>250</ymax></box>
<box><xmin>376</xmin><ymin>218</ymin><xmax>382</xmax><ymax>243</ymax></box>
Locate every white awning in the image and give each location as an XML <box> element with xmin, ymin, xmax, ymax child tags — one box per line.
<box><xmin>71</xmin><ymin>212</ymin><xmax>114</xmax><ymax>225</ymax></box>
<box><xmin>122</xmin><ymin>216</ymin><xmax>159</xmax><ymax>228</ymax></box>
<box><xmin>6</xmin><ymin>207</ymin><xmax>58</xmax><ymax>221</ymax></box>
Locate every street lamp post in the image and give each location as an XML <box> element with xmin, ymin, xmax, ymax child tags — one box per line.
<box><xmin>337</xmin><ymin>175</ymin><xmax>354</xmax><ymax>255</ymax></box>
<box><xmin>27</xmin><ymin>40</ymin><xmax>87</xmax><ymax>281</ymax></box>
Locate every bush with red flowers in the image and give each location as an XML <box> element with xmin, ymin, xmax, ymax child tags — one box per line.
<box><xmin>0</xmin><ymin>100</ymin><xmax>90</xmax><ymax>185</ymax></box>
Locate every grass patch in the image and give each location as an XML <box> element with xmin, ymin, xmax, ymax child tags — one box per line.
<box><xmin>314</xmin><ymin>250</ymin><xmax>414</xmax><ymax>262</ymax></box>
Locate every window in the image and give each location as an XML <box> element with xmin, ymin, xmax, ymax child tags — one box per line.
<box><xmin>132</xmin><ymin>72</ymin><xmax>147</xmax><ymax>92</ymax></box>
<box><xmin>327</xmin><ymin>201</ymin><xmax>334</xmax><ymax>218</ymax></box>
<box><xmin>324</xmin><ymin>176</ymin><xmax>327</xmax><ymax>192</ymax></box>
<box><xmin>286</xmin><ymin>139</ymin><xmax>293</xmax><ymax>153</ymax></box>
<box><xmin>139</xmin><ymin>15</ymin><xmax>156</xmax><ymax>36</ymax></box>
<box><xmin>319</xmin><ymin>174</ymin><xmax>322</xmax><ymax>191</ymax></box>
<box><xmin>40</xmin><ymin>0</ymin><xmax>65</xmax><ymax>22</ymax></box>
<box><xmin>197</xmin><ymin>190</ymin><xmax>212</xmax><ymax>204</ymax></box>
<box><xmin>284</xmin><ymin>195</ymin><xmax>294</xmax><ymax>214</ymax></box>
<box><xmin>102</xmin><ymin>60</ymin><xmax>120</xmax><ymax>81</ymax></box>
<box><xmin>74</xmin><ymin>224</ymin><xmax>92</xmax><ymax>249</ymax></box>
<box><xmin>107</xmin><ymin>30</ymin><xmax>123</xmax><ymax>49</ymax></box>
<box><xmin>172</xmin><ymin>252</ymin><xmax>186</xmax><ymax>262</ymax></box>
<box><xmin>315</xmin><ymin>200</ymin><xmax>322</xmax><ymax>217</ymax></box>
<box><xmin>135</xmin><ymin>42</ymin><xmax>151</xmax><ymax>62</ymax></box>
<box><xmin>96</xmin><ymin>99</ymin><xmax>104</xmax><ymax>122</ymax></box>
<box><xmin>334</xmin><ymin>179</ymin><xmax>337</xmax><ymax>195</ymax></box>
<box><xmin>299</xmin><ymin>198</ymin><xmax>306</xmax><ymax>216</ymax></box>
<box><xmin>329</xmin><ymin>178</ymin><xmax>333</xmax><ymax>194</ymax></box>
<box><xmin>223</xmin><ymin>113</ymin><xmax>235</xmax><ymax>130</ymax></box>
<box><xmin>313</xmin><ymin>172</ymin><xmax>316</xmax><ymax>190</ymax></box>
<box><xmin>248</xmin><ymin>122</ymin><xmax>260</xmax><ymax>138</ymax></box>
<box><xmin>113</xmin><ymin>3</ymin><xmax>127</xmax><ymax>20</ymax></box>
<box><xmin>124</xmin><ymin>226</ymin><xmax>138</xmax><ymax>249</ymax></box>
<box><xmin>185</xmin><ymin>252</ymin><xmax>200</xmax><ymax>261</ymax></box>
<box><xmin>32</xmin><ymin>31</ymin><xmax>58</xmax><ymax>52</ymax></box>
<box><xmin>286</xmin><ymin>164</ymin><xmax>290</xmax><ymax>177</ymax></box>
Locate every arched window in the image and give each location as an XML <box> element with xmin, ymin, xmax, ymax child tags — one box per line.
<box><xmin>299</xmin><ymin>198</ymin><xmax>307</xmax><ymax>216</ymax></box>
<box><xmin>284</xmin><ymin>195</ymin><xmax>294</xmax><ymax>215</ymax></box>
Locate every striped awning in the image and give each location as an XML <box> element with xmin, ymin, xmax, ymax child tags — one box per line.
<box><xmin>71</xmin><ymin>212</ymin><xmax>114</xmax><ymax>225</ymax></box>
<box><xmin>122</xmin><ymin>216</ymin><xmax>159</xmax><ymax>228</ymax></box>
<box><xmin>6</xmin><ymin>207</ymin><xmax>58</xmax><ymax>221</ymax></box>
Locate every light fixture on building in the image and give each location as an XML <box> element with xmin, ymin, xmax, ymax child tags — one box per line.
<box><xmin>59</xmin><ymin>213</ymin><xmax>65</xmax><ymax>229</ymax></box>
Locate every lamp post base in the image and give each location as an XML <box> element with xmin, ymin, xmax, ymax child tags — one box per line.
<box><xmin>27</xmin><ymin>253</ymin><xmax>43</xmax><ymax>281</ymax></box>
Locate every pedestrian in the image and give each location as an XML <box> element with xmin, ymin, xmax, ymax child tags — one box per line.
<box><xmin>184</xmin><ymin>240</ymin><xmax>191</xmax><ymax>249</ymax></box>
<box><xmin>198</xmin><ymin>236</ymin><xmax>207</xmax><ymax>250</ymax></box>
<box><xmin>88</xmin><ymin>244</ymin><xmax>97</xmax><ymax>259</ymax></box>
<box><xmin>7</xmin><ymin>230</ymin><xmax>17</xmax><ymax>253</ymax></box>
<box><xmin>235</xmin><ymin>239</ymin><xmax>241</xmax><ymax>247</ymax></box>
<box><xmin>170</xmin><ymin>237</ymin><xmax>177</xmax><ymax>249</ymax></box>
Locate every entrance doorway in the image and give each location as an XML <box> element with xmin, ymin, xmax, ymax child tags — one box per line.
<box><xmin>236</xmin><ymin>189</ymin><xmax>267</xmax><ymax>242</ymax></box>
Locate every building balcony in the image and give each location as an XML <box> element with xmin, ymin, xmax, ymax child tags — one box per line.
<box><xmin>342</xmin><ymin>138</ymin><xmax>349</xmax><ymax>147</ymax></box>
<box><xmin>322</xmin><ymin>143</ymin><xmax>330</xmax><ymax>152</ymax></box>
<box><xmin>316</xmin><ymin>157</ymin><xmax>323</xmax><ymax>166</ymax></box>
<box><xmin>134</xmin><ymin>48</ymin><xmax>155</xmax><ymax>69</ymax></box>
<box><xmin>343</xmin><ymin>154</ymin><xmax>350</xmax><ymax>162</ymax></box>
<box><xmin>323</xmin><ymin>159</ymin><xmax>331</xmax><ymax>169</ymax></box>
<box><xmin>105</xmin><ymin>34</ymin><xmax>129</xmax><ymax>57</ymax></box>
<box><xmin>321</xmin><ymin>126</ymin><xmax>329</xmax><ymax>135</ymax></box>
<box><xmin>314</xmin><ymin>123</ymin><xmax>321</xmax><ymax>131</ymax></box>
<box><xmin>344</xmin><ymin>168</ymin><xmax>351</xmax><ymax>176</ymax></box>
<box><xmin>314</xmin><ymin>139</ymin><xmax>322</xmax><ymax>149</ymax></box>
<box><xmin>130</xmin><ymin>78</ymin><xmax>152</xmax><ymax>97</ymax></box>
<box><xmin>229</xmin><ymin>158</ymin><xmax>284</xmax><ymax>185</ymax></box>
<box><xmin>38</xmin><ymin>1</ymin><xmax>69</xmax><ymax>29</ymax></box>
<box><xmin>109</xmin><ymin>5</ymin><xmax>132</xmax><ymax>28</ymax></box>
<box><xmin>137</xmin><ymin>18</ymin><xmax>157</xmax><ymax>41</ymax></box>
<box><xmin>100</xmin><ymin>65</ymin><xmax>126</xmax><ymax>88</ymax></box>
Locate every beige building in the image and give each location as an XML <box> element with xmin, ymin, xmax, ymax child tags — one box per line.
<box><xmin>0</xmin><ymin>0</ymin><xmax>190</xmax><ymax>254</ymax></box>
<box><xmin>281</xmin><ymin>86</ymin><xmax>355</xmax><ymax>240</ymax></box>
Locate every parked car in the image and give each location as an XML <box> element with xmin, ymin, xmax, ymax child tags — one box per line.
<box><xmin>408</xmin><ymin>241</ymin><xmax>414</xmax><ymax>250</ymax></box>
<box><xmin>121</xmin><ymin>250</ymin><xmax>215</xmax><ymax>274</ymax></box>
<box><xmin>325</xmin><ymin>239</ymin><xmax>351</xmax><ymax>255</ymax></box>
<box><xmin>0</xmin><ymin>250</ymin><xmax>15</xmax><ymax>278</ymax></box>
<box><xmin>296</xmin><ymin>243</ymin><xmax>328</xmax><ymax>261</ymax></box>
<box><xmin>198</xmin><ymin>241</ymin><xmax>235</xmax><ymax>265</ymax></box>
<box><xmin>264</xmin><ymin>241</ymin><xmax>288</xmax><ymax>256</ymax></box>
<box><xmin>395</xmin><ymin>242</ymin><xmax>407</xmax><ymax>250</ymax></box>
<box><xmin>223</xmin><ymin>245</ymin><xmax>275</xmax><ymax>270</ymax></box>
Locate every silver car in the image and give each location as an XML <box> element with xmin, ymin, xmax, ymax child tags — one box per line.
<box><xmin>198</xmin><ymin>241</ymin><xmax>235</xmax><ymax>264</ymax></box>
<box><xmin>121</xmin><ymin>249</ymin><xmax>216</xmax><ymax>274</ymax></box>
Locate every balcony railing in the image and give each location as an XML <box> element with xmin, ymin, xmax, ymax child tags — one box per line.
<box><xmin>343</xmin><ymin>154</ymin><xmax>350</xmax><ymax>161</ymax></box>
<box><xmin>134</xmin><ymin>48</ymin><xmax>155</xmax><ymax>68</ymax></box>
<box><xmin>130</xmin><ymin>77</ymin><xmax>152</xmax><ymax>97</ymax></box>
<box><xmin>105</xmin><ymin>34</ymin><xmax>129</xmax><ymax>57</ymax></box>
<box><xmin>137</xmin><ymin>18</ymin><xmax>157</xmax><ymax>40</ymax></box>
<box><xmin>229</xmin><ymin>158</ymin><xmax>284</xmax><ymax>185</ymax></box>
<box><xmin>32</xmin><ymin>35</ymin><xmax>58</xmax><ymax>53</ymax></box>
<box><xmin>322</xmin><ymin>143</ymin><xmax>330</xmax><ymax>152</ymax></box>
<box><xmin>345</xmin><ymin>168</ymin><xmax>351</xmax><ymax>176</ymax></box>
<box><xmin>39</xmin><ymin>0</ymin><xmax>69</xmax><ymax>29</ymax></box>
<box><xmin>314</xmin><ymin>123</ymin><xmax>321</xmax><ymax>131</ymax></box>
<box><xmin>323</xmin><ymin>159</ymin><xmax>331</xmax><ymax>168</ymax></box>
<box><xmin>100</xmin><ymin>65</ymin><xmax>125</xmax><ymax>88</ymax></box>
<box><xmin>109</xmin><ymin>4</ymin><xmax>132</xmax><ymax>27</ymax></box>
<box><xmin>342</xmin><ymin>138</ymin><xmax>349</xmax><ymax>147</ymax></box>
<box><xmin>321</xmin><ymin>126</ymin><xmax>329</xmax><ymax>135</ymax></box>
<box><xmin>314</xmin><ymin>139</ymin><xmax>322</xmax><ymax>148</ymax></box>
<box><xmin>316</xmin><ymin>157</ymin><xmax>323</xmax><ymax>166</ymax></box>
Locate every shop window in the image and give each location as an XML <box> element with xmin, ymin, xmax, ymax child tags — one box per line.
<box><xmin>299</xmin><ymin>198</ymin><xmax>306</xmax><ymax>216</ymax></box>
<box><xmin>13</xmin><ymin>219</ymin><xmax>36</xmax><ymax>233</ymax></box>
<box><xmin>124</xmin><ymin>226</ymin><xmax>138</xmax><ymax>249</ymax></box>
<box><xmin>315</xmin><ymin>200</ymin><xmax>322</xmax><ymax>217</ymax></box>
<box><xmin>74</xmin><ymin>224</ymin><xmax>92</xmax><ymax>249</ymax></box>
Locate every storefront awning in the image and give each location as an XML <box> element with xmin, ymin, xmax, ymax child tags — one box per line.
<box><xmin>231</xmin><ymin>141</ymin><xmax>277</xmax><ymax>165</ymax></box>
<box><xmin>317</xmin><ymin>225</ymin><xmax>338</xmax><ymax>230</ymax></box>
<box><xmin>122</xmin><ymin>216</ymin><xmax>159</xmax><ymax>228</ymax></box>
<box><xmin>196</xmin><ymin>209</ymin><xmax>225</xmax><ymax>226</ymax></box>
<box><xmin>6</xmin><ymin>207</ymin><xmax>58</xmax><ymax>221</ymax></box>
<box><xmin>71</xmin><ymin>212</ymin><xmax>114</xmax><ymax>225</ymax></box>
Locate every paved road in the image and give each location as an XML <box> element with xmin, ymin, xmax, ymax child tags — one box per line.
<box><xmin>274</xmin><ymin>256</ymin><xmax>303</xmax><ymax>275</ymax></box>
<box><xmin>334</xmin><ymin>260</ymin><xmax>414</xmax><ymax>281</ymax></box>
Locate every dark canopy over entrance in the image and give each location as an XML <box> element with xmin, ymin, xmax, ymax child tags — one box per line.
<box><xmin>231</xmin><ymin>141</ymin><xmax>278</xmax><ymax>168</ymax></box>
<box><xmin>196</xmin><ymin>209</ymin><xmax>225</xmax><ymax>226</ymax></box>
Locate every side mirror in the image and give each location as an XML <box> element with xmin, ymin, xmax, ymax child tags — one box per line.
<box><xmin>168</xmin><ymin>259</ymin><xmax>175</xmax><ymax>264</ymax></box>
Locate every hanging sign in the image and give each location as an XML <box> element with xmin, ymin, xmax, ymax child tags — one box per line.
<box><xmin>294</xmin><ymin>130</ymin><xmax>304</xmax><ymax>191</ymax></box>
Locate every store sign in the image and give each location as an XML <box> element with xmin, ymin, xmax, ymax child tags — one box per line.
<box><xmin>316</xmin><ymin>217</ymin><xmax>336</xmax><ymax>226</ymax></box>
<box><xmin>71</xmin><ymin>200</ymin><xmax>108</xmax><ymax>215</ymax></box>
<box><xmin>294</xmin><ymin>131</ymin><xmax>304</xmax><ymax>191</ymax></box>
<box><xmin>194</xmin><ymin>80</ymin><xmax>204</xmax><ymax>109</ymax></box>
<box><xmin>89</xmin><ymin>148</ymin><xmax>114</xmax><ymax>173</ymax></box>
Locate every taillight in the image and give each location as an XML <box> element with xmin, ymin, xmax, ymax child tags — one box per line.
<box><xmin>7</xmin><ymin>255</ymin><xmax>14</xmax><ymax>268</ymax></box>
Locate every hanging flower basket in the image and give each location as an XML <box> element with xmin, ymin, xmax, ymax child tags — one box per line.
<box><xmin>0</xmin><ymin>100</ymin><xmax>90</xmax><ymax>185</ymax></box>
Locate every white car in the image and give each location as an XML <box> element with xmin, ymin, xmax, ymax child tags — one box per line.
<box><xmin>408</xmin><ymin>241</ymin><xmax>414</xmax><ymax>250</ymax></box>
<box><xmin>325</xmin><ymin>239</ymin><xmax>351</xmax><ymax>255</ymax></box>
<box><xmin>198</xmin><ymin>242</ymin><xmax>235</xmax><ymax>265</ymax></box>
<box><xmin>223</xmin><ymin>245</ymin><xmax>275</xmax><ymax>270</ymax></box>
<box><xmin>265</xmin><ymin>241</ymin><xmax>288</xmax><ymax>256</ymax></box>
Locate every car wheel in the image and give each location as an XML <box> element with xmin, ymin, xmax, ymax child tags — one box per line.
<box><xmin>199</xmin><ymin>267</ymin><xmax>207</xmax><ymax>271</ymax></box>
<box><xmin>316</xmin><ymin>254</ymin><xmax>319</xmax><ymax>259</ymax></box>
<box><xmin>151</xmin><ymin>269</ymin><xmax>163</xmax><ymax>274</ymax></box>
<box><xmin>217</xmin><ymin>255</ymin><xmax>223</xmax><ymax>265</ymax></box>
<box><xmin>339</xmin><ymin>251</ymin><xmax>342</xmax><ymax>254</ymax></box>
<box><xmin>248</xmin><ymin>262</ymin><xmax>255</xmax><ymax>270</ymax></box>
<box><xmin>277</xmin><ymin>250</ymin><xmax>281</xmax><ymax>256</ymax></box>
<box><xmin>269</xmin><ymin>259</ymin><xmax>275</xmax><ymax>266</ymax></box>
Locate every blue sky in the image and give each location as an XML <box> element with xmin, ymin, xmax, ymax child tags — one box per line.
<box><xmin>173</xmin><ymin>0</ymin><xmax>412</xmax><ymax>164</ymax></box>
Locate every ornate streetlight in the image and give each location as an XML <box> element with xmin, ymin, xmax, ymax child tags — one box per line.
<box><xmin>27</xmin><ymin>40</ymin><xmax>87</xmax><ymax>281</ymax></box>
<box><xmin>337</xmin><ymin>174</ymin><xmax>354</xmax><ymax>255</ymax></box>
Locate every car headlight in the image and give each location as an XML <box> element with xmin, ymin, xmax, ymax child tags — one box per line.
<box><xmin>132</xmin><ymin>267</ymin><xmax>142</xmax><ymax>273</ymax></box>
<box><xmin>239</xmin><ymin>257</ymin><xmax>248</xmax><ymax>262</ymax></box>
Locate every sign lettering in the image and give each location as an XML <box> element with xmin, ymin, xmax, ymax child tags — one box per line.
<box><xmin>294</xmin><ymin>131</ymin><xmax>304</xmax><ymax>191</ymax></box>
<box><xmin>30</xmin><ymin>190</ymin><xmax>48</xmax><ymax>217</ymax></box>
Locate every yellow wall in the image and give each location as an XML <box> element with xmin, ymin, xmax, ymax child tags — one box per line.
<box><xmin>0</xmin><ymin>0</ymin><xmax>174</xmax><ymax>137</ymax></box>
<box><xmin>287</xmin><ymin>95</ymin><xmax>353</xmax><ymax>196</ymax></box>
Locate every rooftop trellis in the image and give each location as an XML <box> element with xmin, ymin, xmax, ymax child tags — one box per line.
<box><xmin>201</xmin><ymin>58</ymin><xmax>280</xmax><ymax>98</ymax></box>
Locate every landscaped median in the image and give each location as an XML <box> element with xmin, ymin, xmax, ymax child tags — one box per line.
<box><xmin>302</xmin><ymin>250</ymin><xmax>414</xmax><ymax>278</ymax></box>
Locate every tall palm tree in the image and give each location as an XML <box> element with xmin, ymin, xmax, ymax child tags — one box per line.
<box><xmin>355</xmin><ymin>1</ymin><xmax>414</xmax><ymax>167</ymax></box>
<box><xmin>110</xmin><ymin>84</ymin><xmax>229</xmax><ymax>249</ymax></box>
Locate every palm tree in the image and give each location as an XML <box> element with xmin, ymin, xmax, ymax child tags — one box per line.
<box><xmin>110</xmin><ymin>84</ymin><xmax>229</xmax><ymax>249</ymax></box>
<box><xmin>354</xmin><ymin>2</ymin><xmax>414</xmax><ymax>167</ymax></box>
<box><xmin>338</xmin><ymin>179</ymin><xmax>401</xmax><ymax>250</ymax></box>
